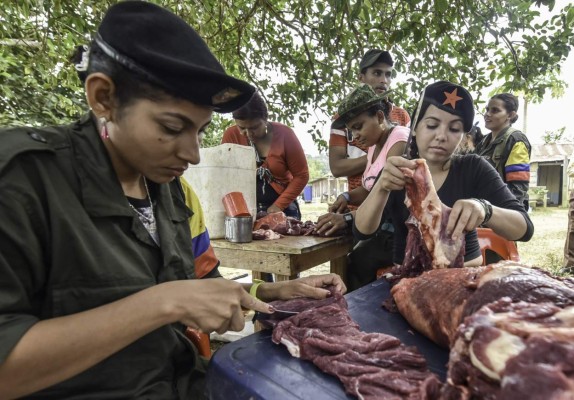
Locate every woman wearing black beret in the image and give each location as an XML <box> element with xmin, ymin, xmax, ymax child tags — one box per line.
<box><xmin>354</xmin><ymin>81</ymin><xmax>534</xmax><ymax>269</ymax></box>
<box><xmin>0</xmin><ymin>2</ymin><xmax>345</xmax><ymax>398</ymax></box>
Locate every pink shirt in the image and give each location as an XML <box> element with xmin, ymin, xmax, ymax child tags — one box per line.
<box><xmin>362</xmin><ymin>126</ymin><xmax>410</xmax><ymax>191</ymax></box>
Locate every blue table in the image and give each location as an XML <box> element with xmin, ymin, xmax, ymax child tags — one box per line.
<box><xmin>206</xmin><ymin>279</ymin><xmax>449</xmax><ymax>400</ymax></box>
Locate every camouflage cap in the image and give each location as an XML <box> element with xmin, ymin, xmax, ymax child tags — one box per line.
<box><xmin>331</xmin><ymin>84</ymin><xmax>392</xmax><ymax>129</ymax></box>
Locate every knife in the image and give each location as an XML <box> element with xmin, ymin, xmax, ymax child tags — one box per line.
<box><xmin>252</xmin><ymin>309</ymin><xmax>299</xmax><ymax>323</ymax></box>
<box><xmin>402</xmin><ymin>86</ymin><xmax>427</xmax><ymax>158</ymax></box>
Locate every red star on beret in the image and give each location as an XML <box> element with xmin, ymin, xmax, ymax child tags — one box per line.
<box><xmin>443</xmin><ymin>88</ymin><xmax>463</xmax><ymax>109</ymax></box>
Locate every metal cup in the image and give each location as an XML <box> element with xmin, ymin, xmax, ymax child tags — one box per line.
<box><xmin>225</xmin><ymin>216</ymin><xmax>253</xmax><ymax>243</ymax></box>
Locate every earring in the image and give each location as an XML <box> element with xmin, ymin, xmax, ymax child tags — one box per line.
<box><xmin>100</xmin><ymin>117</ymin><xmax>109</xmax><ymax>140</ymax></box>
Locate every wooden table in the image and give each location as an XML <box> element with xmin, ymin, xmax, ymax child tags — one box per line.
<box><xmin>211</xmin><ymin>235</ymin><xmax>354</xmax><ymax>282</ymax></box>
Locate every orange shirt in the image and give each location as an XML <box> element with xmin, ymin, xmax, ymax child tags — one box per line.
<box><xmin>222</xmin><ymin>122</ymin><xmax>309</xmax><ymax>210</ymax></box>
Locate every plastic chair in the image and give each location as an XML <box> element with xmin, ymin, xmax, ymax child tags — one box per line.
<box><xmin>476</xmin><ymin>227</ymin><xmax>520</xmax><ymax>265</ymax></box>
<box><xmin>185</xmin><ymin>327</ymin><xmax>212</xmax><ymax>358</ymax></box>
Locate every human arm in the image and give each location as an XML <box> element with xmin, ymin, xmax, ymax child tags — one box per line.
<box><xmin>328</xmin><ymin>185</ymin><xmax>369</xmax><ymax>213</ymax></box>
<box><xmin>446</xmin><ymin>156</ymin><xmax>533</xmax><ymax>242</ymax></box>
<box><xmin>0</xmin><ymin>174</ymin><xmax>270</xmax><ymax>398</ymax></box>
<box><xmin>503</xmin><ymin>138</ymin><xmax>531</xmax><ymax>208</ymax></box>
<box><xmin>329</xmin><ymin>145</ymin><xmax>368</xmax><ymax>177</ymax></box>
<box><xmin>245</xmin><ymin>273</ymin><xmax>347</xmax><ymax>302</ymax></box>
<box><xmin>355</xmin><ymin>156</ymin><xmax>417</xmax><ymax>236</ymax></box>
<box><xmin>0</xmin><ymin>278</ymin><xmax>271</xmax><ymax>399</ymax></box>
<box><xmin>271</xmin><ymin>125</ymin><xmax>309</xmax><ymax>210</ymax></box>
<box><xmin>328</xmin><ymin>130</ymin><xmax>368</xmax><ymax>177</ymax></box>
<box><xmin>446</xmin><ymin>199</ymin><xmax>529</xmax><ymax>241</ymax></box>
<box><xmin>181</xmin><ymin>177</ymin><xmax>220</xmax><ymax>278</ymax></box>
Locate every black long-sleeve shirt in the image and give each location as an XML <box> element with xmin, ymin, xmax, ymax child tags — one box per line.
<box><xmin>354</xmin><ymin>154</ymin><xmax>534</xmax><ymax>265</ymax></box>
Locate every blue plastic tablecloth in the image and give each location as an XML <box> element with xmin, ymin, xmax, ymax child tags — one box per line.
<box><xmin>206</xmin><ymin>279</ymin><xmax>449</xmax><ymax>400</ymax></box>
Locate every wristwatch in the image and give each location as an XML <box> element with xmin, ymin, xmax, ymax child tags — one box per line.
<box><xmin>343</xmin><ymin>212</ymin><xmax>354</xmax><ymax>228</ymax></box>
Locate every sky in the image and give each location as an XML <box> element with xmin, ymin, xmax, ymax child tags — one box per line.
<box><xmin>293</xmin><ymin>3</ymin><xmax>574</xmax><ymax>156</ymax></box>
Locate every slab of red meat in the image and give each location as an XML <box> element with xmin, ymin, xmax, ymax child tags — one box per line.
<box><xmin>391</xmin><ymin>267</ymin><xmax>483</xmax><ymax>348</ymax></box>
<box><xmin>442</xmin><ymin>297</ymin><xmax>574</xmax><ymax>400</ymax></box>
<box><xmin>270</xmin><ymin>292</ymin><xmax>442</xmax><ymax>399</ymax></box>
<box><xmin>391</xmin><ymin>159</ymin><xmax>464</xmax><ymax>279</ymax></box>
<box><xmin>391</xmin><ymin>261</ymin><xmax>574</xmax><ymax>348</ymax></box>
<box><xmin>253</xmin><ymin>211</ymin><xmax>288</xmax><ymax>230</ymax></box>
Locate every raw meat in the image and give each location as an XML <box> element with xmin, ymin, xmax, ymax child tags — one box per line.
<box><xmin>392</xmin><ymin>159</ymin><xmax>464</xmax><ymax>279</ymax></box>
<box><xmin>391</xmin><ymin>267</ymin><xmax>482</xmax><ymax>348</ymax></box>
<box><xmin>253</xmin><ymin>211</ymin><xmax>288</xmax><ymax>230</ymax></box>
<box><xmin>270</xmin><ymin>291</ymin><xmax>442</xmax><ymax>399</ymax></box>
<box><xmin>442</xmin><ymin>297</ymin><xmax>574</xmax><ymax>400</ymax></box>
<box><xmin>253</xmin><ymin>211</ymin><xmax>345</xmax><ymax>238</ymax></box>
<box><xmin>252</xmin><ymin>228</ymin><xmax>282</xmax><ymax>240</ymax></box>
<box><xmin>391</xmin><ymin>262</ymin><xmax>574</xmax><ymax>348</ymax></box>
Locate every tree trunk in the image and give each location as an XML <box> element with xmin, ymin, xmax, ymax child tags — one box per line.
<box><xmin>522</xmin><ymin>96</ymin><xmax>528</xmax><ymax>135</ymax></box>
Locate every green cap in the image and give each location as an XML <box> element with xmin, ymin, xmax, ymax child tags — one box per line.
<box><xmin>331</xmin><ymin>84</ymin><xmax>392</xmax><ymax>129</ymax></box>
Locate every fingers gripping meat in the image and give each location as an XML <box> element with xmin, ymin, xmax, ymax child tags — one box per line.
<box><xmin>399</xmin><ymin>159</ymin><xmax>464</xmax><ymax>275</ymax></box>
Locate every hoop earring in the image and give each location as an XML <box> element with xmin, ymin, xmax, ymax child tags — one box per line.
<box><xmin>100</xmin><ymin>117</ymin><xmax>109</xmax><ymax>140</ymax></box>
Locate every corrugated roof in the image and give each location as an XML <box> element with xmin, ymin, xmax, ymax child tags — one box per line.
<box><xmin>531</xmin><ymin>143</ymin><xmax>574</xmax><ymax>163</ymax></box>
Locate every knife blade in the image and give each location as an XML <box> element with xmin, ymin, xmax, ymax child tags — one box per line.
<box><xmin>402</xmin><ymin>86</ymin><xmax>427</xmax><ymax>158</ymax></box>
<box><xmin>252</xmin><ymin>308</ymin><xmax>299</xmax><ymax>323</ymax></box>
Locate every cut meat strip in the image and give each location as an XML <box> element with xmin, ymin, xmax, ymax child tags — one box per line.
<box><xmin>391</xmin><ymin>262</ymin><xmax>574</xmax><ymax>348</ymax></box>
<box><xmin>443</xmin><ymin>298</ymin><xmax>574</xmax><ymax>400</ymax></box>
<box><xmin>392</xmin><ymin>159</ymin><xmax>464</xmax><ymax>279</ymax></box>
<box><xmin>270</xmin><ymin>292</ymin><xmax>441</xmax><ymax>399</ymax></box>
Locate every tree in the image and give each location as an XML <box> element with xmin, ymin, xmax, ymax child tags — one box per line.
<box><xmin>307</xmin><ymin>155</ymin><xmax>330</xmax><ymax>180</ymax></box>
<box><xmin>543</xmin><ymin>126</ymin><xmax>569</xmax><ymax>143</ymax></box>
<box><xmin>1</xmin><ymin>0</ymin><xmax>573</xmax><ymax>151</ymax></box>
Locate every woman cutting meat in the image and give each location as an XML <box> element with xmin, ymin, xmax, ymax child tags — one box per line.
<box><xmin>221</xmin><ymin>92</ymin><xmax>309</xmax><ymax>219</ymax></box>
<box><xmin>0</xmin><ymin>3</ymin><xmax>344</xmax><ymax>398</ymax></box>
<box><xmin>354</xmin><ymin>81</ymin><xmax>534</xmax><ymax>268</ymax></box>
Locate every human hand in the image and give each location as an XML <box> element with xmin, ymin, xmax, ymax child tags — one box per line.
<box><xmin>267</xmin><ymin>204</ymin><xmax>282</xmax><ymax>214</ymax></box>
<box><xmin>447</xmin><ymin>199</ymin><xmax>486</xmax><ymax>241</ymax></box>
<box><xmin>329</xmin><ymin>195</ymin><xmax>348</xmax><ymax>213</ymax></box>
<box><xmin>162</xmin><ymin>278</ymin><xmax>272</xmax><ymax>334</ymax></box>
<box><xmin>315</xmin><ymin>212</ymin><xmax>346</xmax><ymax>236</ymax></box>
<box><xmin>377</xmin><ymin>156</ymin><xmax>418</xmax><ymax>192</ymax></box>
<box><xmin>259</xmin><ymin>273</ymin><xmax>347</xmax><ymax>301</ymax></box>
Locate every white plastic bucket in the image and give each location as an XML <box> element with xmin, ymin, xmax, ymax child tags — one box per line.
<box><xmin>183</xmin><ymin>143</ymin><xmax>256</xmax><ymax>239</ymax></box>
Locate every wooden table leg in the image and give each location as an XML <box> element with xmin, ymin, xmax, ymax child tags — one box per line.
<box><xmin>330</xmin><ymin>255</ymin><xmax>347</xmax><ymax>284</ymax></box>
<box><xmin>252</xmin><ymin>271</ymin><xmax>263</xmax><ymax>281</ymax></box>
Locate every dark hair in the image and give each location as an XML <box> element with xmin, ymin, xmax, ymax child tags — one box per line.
<box><xmin>232</xmin><ymin>92</ymin><xmax>268</xmax><ymax>120</ymax></box>
<box><xmin>468</xmin><ymin>125</ymin><xmax>484</xmax><ymax>146</ymax></box>
<box><xmin>408</xmin><ymin>100</ymin><xmax>470</xmax><ymax>160</ymax></box>
<box><xmin>71</xmin><ymin>43</ymin><xmax>171</xmax><ymax>113</ymax></box>
<box><xmin>491</xmin><ymin>93</ymin><xmax>519</xmax><ymax>124</ymax></box>
<box><xmin>343</xmin><ymin>100</ymin><xmax>391</xmax><ymax>126</ymax></box>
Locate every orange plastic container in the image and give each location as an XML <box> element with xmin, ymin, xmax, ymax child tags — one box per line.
<box><xmin>222</xmin><ymin>192</ymin><xmax>251</xmax><ymax>217</ymax></box>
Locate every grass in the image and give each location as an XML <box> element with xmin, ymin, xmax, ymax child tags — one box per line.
<box><xmin>298</xmin><ymin>202</ymin><xmax>571</xmax><ymax>276</ymax></box>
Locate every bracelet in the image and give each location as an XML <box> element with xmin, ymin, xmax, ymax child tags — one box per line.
<box><xmin>339</xmin><ymin>192</ymin><xmax>351</xmax><ymax>202</ymax></box>
<box><xmin>249</xmin><ymin>279</ymin><xmax>264</xmax><ymax>299</ymax></box>
<box><xmin>471</xmin><ymin>198</ymin><xmax>493</xmax><ymax>224</ymax></box>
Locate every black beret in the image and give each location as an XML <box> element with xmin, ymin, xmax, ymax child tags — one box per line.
<box><xmin>418</xmin><ymin>81</ymin><xmax>474</xmax><ymax>132</ymax></box>
<box><xmin>359</xmin><ymin>49</ymin><xmax>394</xmax><ymax>70</ymax></box>
<box><xmin>96</xmin><ymin>1</ymin><xmax>255</xmax><ymax>113</ymax></box>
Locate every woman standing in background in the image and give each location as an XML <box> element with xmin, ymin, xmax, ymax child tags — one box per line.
<box><xmin>476</xmin><ymin>93</ymin><xmax>531</xmax><ymax>210</ymax></box>
<box><xmin>221</xmin><ymin>92</ymin><xmax>309</xmax><ymax>219</ymax></box>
